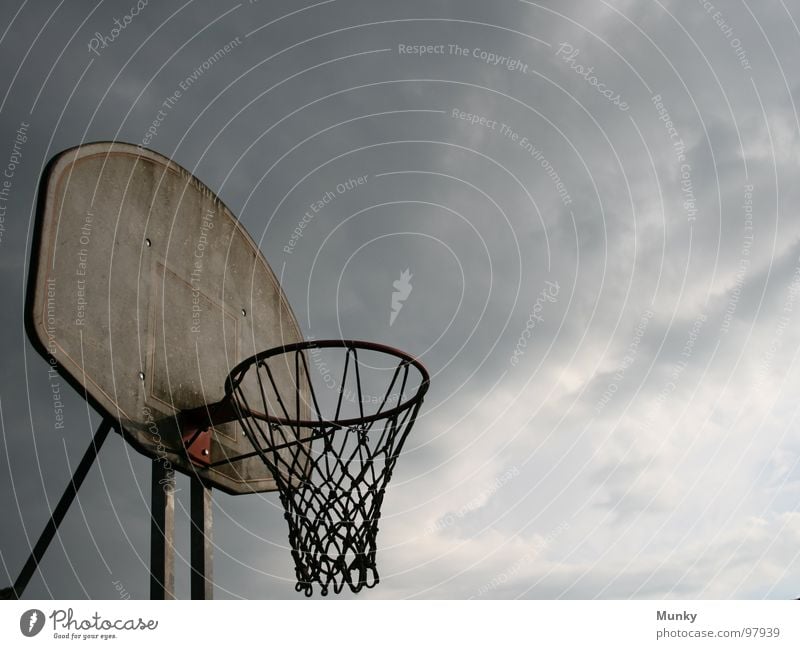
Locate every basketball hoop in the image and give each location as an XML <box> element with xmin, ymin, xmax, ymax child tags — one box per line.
<box><xmin>17</xmin><ymin>142</ymin><xmax>431</xmax><ymax>600</ymax></box>
<box><xmin>224</xmin><ymin>340</ymin><xmax>429</xmax><ymax>596</ymax></box>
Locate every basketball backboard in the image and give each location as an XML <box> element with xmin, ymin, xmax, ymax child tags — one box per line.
<box><xmin>27</xmin><ymin>141</ymin><xmax>304</xmax><ymax>494</ymax></box>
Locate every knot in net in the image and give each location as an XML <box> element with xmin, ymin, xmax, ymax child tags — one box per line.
<box><xmin>225</xmin><ymin>340</ymin><xmax>429</xmax><ymax>596</ymax></box>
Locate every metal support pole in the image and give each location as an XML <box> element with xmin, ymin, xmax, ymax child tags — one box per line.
<box><xmin>190</xmin><ymin>477</ymin><xmax>213</xmax><ymax>599</ymax></box>
<box><xmin>149</xmin><ymin>462</ymin><xmax>175</xmax><ymax>600</ymax></box>
<box><xmin>0</xmin><ymin>419</ymin><xmax>113</xmax><ymax>599</ymax></box>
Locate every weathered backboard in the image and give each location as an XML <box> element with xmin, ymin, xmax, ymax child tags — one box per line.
<box><xmin>27</xmin><ymin>142</ymin><xmax>304</xmax><ymax>494</ymax></box>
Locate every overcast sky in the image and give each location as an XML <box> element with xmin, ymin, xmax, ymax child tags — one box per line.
<box><xmin>2</xmin><ymin>0</ymin><xmax>800</xmax><ymax>599</ymax></box>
